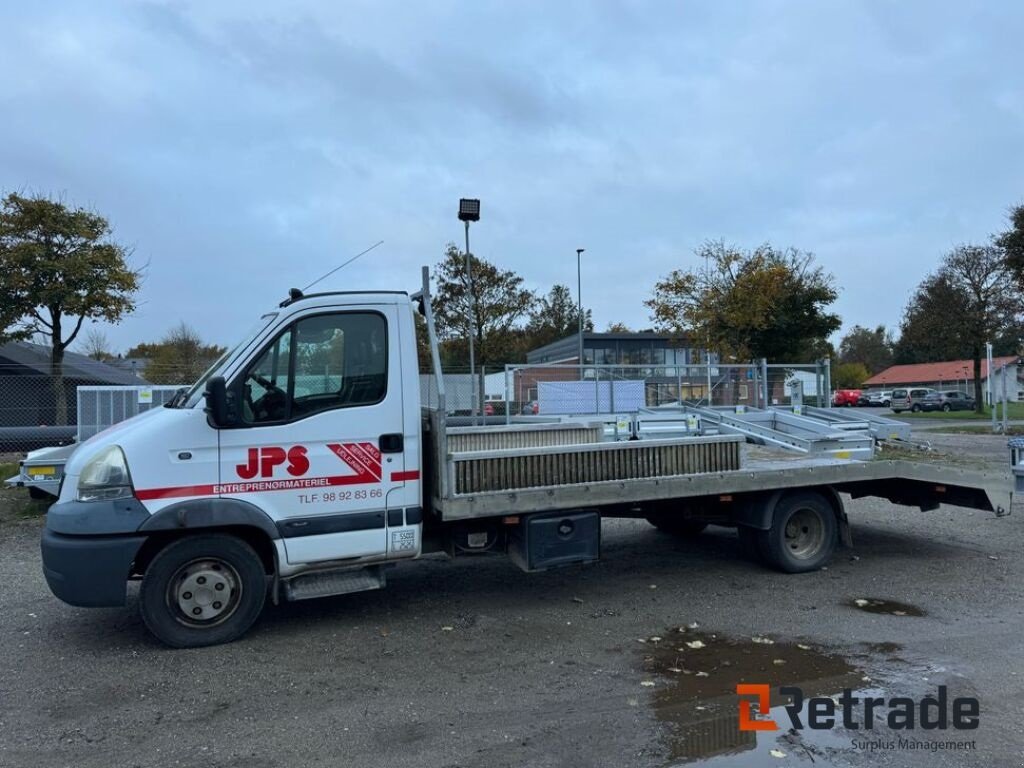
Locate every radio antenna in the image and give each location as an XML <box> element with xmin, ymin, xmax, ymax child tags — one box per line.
<box><xmin>302</xmin><ymin>240</ymin><xmax>384</xmax><ymax>292</ymax></box>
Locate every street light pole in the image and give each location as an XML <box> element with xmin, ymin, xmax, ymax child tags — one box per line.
<box><xmin>576</xmin><ymin>248</ymin><xmax>585</xmax><ymax>368</ymax></box>
<box><xmin>465</xmin><ymin>221</ymin><xmax>476</xmax><ymax>417</ymax></box>
<box><xmin>458</xmin><ymin>199</ymin><xmax>481</xmax><ymax>421</ymax></box>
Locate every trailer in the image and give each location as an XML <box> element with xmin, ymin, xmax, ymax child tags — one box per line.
<box><xmin>4</xmin><ymin>442</ymin><xmax>77</xmax><ymax>499</ymax></box>
<box><xmin>39</xmin><ymin>268</ymin><xmax>1014</xmax><ymax>648</ymax></box>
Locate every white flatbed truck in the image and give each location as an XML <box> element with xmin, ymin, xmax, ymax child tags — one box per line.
<box><xmin>41</xmin><ymin>269</ymin><xmax>1013</xmax><ymax>647</ymax></box>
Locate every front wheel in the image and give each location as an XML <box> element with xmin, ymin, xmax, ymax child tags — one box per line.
<box><xmin>942</xmin><ymin>403</ymin><xmax>951</xmax><ymax>412</ymax></box>
<box><xmin>755</xmin><ymin>493</ymin><xmax>837</xmax><ymax>573</ymax></box>
<box><xmin>911</xmin><ymin>404</ymin><xmax>922</xmax><ymax>413</ymax></box>
<box><xmin>140</xmin><ymin>534</ymin><xmax>268</xmax><ymax>648</ymax></box>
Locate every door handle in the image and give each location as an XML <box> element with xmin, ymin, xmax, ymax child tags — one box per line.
<box><xmin>379</xmin><ymin>433</ymin><xmax>404</xmax><ymax>453</ymax></box>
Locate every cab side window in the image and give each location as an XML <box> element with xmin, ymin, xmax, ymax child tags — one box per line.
<box><xmin>239</xmin><ymin>312</ymin><xmax>387</xmax><ymax>425</ymax></box>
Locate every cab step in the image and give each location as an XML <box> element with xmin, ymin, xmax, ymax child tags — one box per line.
<box><xmin>282</xmin><ymin>565</ymin><xmax>386</xmax><ymax>602</ymax></box>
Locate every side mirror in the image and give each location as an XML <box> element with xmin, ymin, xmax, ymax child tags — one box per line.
<box><xmin>204</xmin><ymin>376</ymin><xmax>231</xmax><ymax>427</ymax></box>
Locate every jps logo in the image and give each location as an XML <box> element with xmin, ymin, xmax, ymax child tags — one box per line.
<box><xmin>236</xmin><ymin>446</ymin><xmax>309</xmax><ymax>479</ymax></box>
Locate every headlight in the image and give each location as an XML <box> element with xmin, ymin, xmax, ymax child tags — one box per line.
<box><xmin>77</xmin><ymin>446</ymin><xmax>134</xmax><ymax>502</ymax></box>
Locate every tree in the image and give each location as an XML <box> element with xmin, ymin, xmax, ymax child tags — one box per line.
<box><xmin>833</xmin><ymin>362</ymin><xmax>870</xmax><ymax>389</ymax></box>
<box><xmin>896</xmin><ymin>245</ymin><xmax>1022</xmax><ymax>411</ymax></box>
<box><xmin>996</xmin><ymin>204</ymin><xmax>1024</xmax><ymax>286</ymax></box>
<box><xmin>81</xmin><ymin>327</ymin><xmax>114</xmax><ymax>361</ymax></box>
<box><xmin>892</xmin><ymin>274</ymin><xmax>973</xmax><ymax>364</ymax></box>
<box><xmin>432</xmin><ymin>243</ymin><xmax>536</xmax><ymax>366</ymax></box>
<box><xmin>645</xmin><ymin>241</ymin><xmax>841</xmax><ymax>361</ymax></box>
<box><xmin>605</xmin><ymin>321</ymin><xmax>634</xmax><ymax>333</ymax></box>
<box><xmin>837</xmin><ymin>325</ymin><xmax>893</xmax><ymax>374</ymax></box>
<box><xmin>943</xmin><ymin>245</ymin><xmax>1022</xmax><ymax>411</ymax></box>
<box><xmin>0</xmin><ymin>193</ymin><xmax>141</xmax><ymax>424</ymax></box>
<box><xmin>126</xmin><ymin>322</ymin><xmax>227</xmax><ymax>384</ymax></box>
<box><xmin>525</xmin><ymin>284</ymin><xmax>593</xmax><ymax>352</ymax></box>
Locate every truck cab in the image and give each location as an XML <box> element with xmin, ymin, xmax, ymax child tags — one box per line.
<box><xmin>42</xmin><ymin>289</ymin><xmax>426</xmax><ymax>647</ymax></box>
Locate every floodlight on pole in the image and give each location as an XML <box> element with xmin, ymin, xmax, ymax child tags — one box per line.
<box><xmin>458</xmin><ymin>199</ymin><xmax>480</xmax><ymax>421</ymax></box>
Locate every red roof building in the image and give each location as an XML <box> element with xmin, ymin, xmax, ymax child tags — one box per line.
<box><xmin>863</xmin><ymin>356</ymin><xmax>1022</xmax><ymax>402</ymax></box>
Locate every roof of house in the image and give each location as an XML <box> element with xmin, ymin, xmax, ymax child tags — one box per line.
<box><xmin>0</xmin><ymin>341</ymin><xmax>147</xmax><ymax>384</ymax></box>
<box><xmin>863</xmin><ymin>356</ymin><xmax>1019</xmax><ymax>387</ymax></box>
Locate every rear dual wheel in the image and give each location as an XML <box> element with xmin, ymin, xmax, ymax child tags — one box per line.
<box><xmin>740</xmin><ymin>493</ymin><xmax>838</xmax><ymax>573</ymax></box>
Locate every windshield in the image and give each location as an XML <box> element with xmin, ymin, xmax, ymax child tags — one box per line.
<box><xmin>182</xmin><ymin>313</ymin><xmax>278</xmax><ymax>407</ymax></box>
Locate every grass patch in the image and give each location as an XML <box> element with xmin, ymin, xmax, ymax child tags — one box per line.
<box><xmin>919</xmin><ymin>424</ymin><xmax>1024</xmax><ymax>436</ymax></box>
<box><xmin>0</xmin><ymin>462</ymin><xmax>20</xmax><ymax>479</ymax></box>
<box><xmin>895</xmin><ymin>402</ymin><xmax>1024</xmax><ymax>420</ymax></box>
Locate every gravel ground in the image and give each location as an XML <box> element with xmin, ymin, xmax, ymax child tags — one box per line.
<box><xmin>1</xmin><ymin>433</ymin><xmax>1023</xmax><ymax>768</ymax></box>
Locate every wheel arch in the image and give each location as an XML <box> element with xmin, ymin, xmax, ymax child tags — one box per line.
<box><xmin>732</xmin><ymin>486</ymin><xmax>849</xmax><ymax>545</ymax></box>
<box><xmin>134</xmin><ymin>498</ymin><xmax>280</xmax><ymax>576</ymax></box>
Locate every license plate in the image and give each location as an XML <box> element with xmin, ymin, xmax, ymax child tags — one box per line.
<box><xmin>26</xmin><ymin>466</ymin><xmax>57</xmax><ymax>477</ymax></box>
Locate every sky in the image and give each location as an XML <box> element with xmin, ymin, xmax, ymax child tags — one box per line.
<box><xmin>2</xmin><ymin>1</ymin><xmax>1023</xmax><ymax>356</ymax></box>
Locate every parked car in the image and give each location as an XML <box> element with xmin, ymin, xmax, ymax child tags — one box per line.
<box><xmin>832</xmin><ymin>389</ymin><xmax>862</xmax><ymax>407</ymax></box>
<box><xmin>920</xmin><ymin>390</ymin><xmax>976</xmax><ymax>413</ymax></box>
<box><xmin>890</xmin><ymin>387</ymin><xmax>936</xmax><ymax>413</ymax></box>
<box><xmin>866</xmin><ymin>390</ymin><xmax>893</xmax><ymax>407</ymax></box>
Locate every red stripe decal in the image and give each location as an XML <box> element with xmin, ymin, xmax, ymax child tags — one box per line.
<box><xmin>135</xmin><ymin>484</ymin><xmax>217</xmax><ymax>501</ymax></box>
<box><xmin>391</xmin><ymin>470</ymin><xmax>420</xmax><ymax>482</ymax></box>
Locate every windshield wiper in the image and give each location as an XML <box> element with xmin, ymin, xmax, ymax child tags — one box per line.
<box><xmin>164</xmin><ymin>387</ymin><xmax>190</xmax><ymax>409</ymax></box>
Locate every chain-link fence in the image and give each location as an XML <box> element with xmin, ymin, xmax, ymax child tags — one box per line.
<box><xmin>0</xmin><ymin>376</ymin><xmax>186</xmax><ymax>456</ymax></box>
<box><xmin>77</xmin><ymin>385</ymin><xmax>187</xmax><ymax>441</ymax></box>
<box><xmin>420</xmin><ymin>367</ymin><xmax>513</xmax><ymax>416</ymax></box>
<box><xmin>501</xmin><ymin>361</ymin><xmax>832</xmax><ymax>420</ymax></box>
<box><xmin>417</xmin><ymin>361</ymin><xmax>832</xmax><ymax>422</ymax></box>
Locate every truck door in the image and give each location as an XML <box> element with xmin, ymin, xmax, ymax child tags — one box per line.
<box><xmin>217</xmin><ymin>307</ymin><xmax>404</xmax><ymax>565</ymax></box>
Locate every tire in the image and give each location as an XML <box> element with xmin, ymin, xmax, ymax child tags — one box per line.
<box><xmin>882</xmin><ymin>400</ymin><xmax>890</xmax><ymax>408</ymax></box>
<box><xmin>911</xmin><ymin>404</ymin><xmax>922</xmax><ymax>413</ymax></box>
<box><xmin>754</xmin><ymin>492</ymin><xmax>838</xmax><ymax>573</ymax></box>
<box><xmin>942</xmin><ymin>403</ymin><xmax>951</xmax><ymax>412</ymax></box>
<box><xmin>139</xmin><ymin>534</ymin><xmax>268</xmax><ymax>648</ymax></box>
<box><xmin>647</xmin><ymin>515</ymin><xmax>708</xmax><ymax>537</ymax></box>
<box><xmin>892</xmin><ymin>409</ymin><xmax>902</xmax><ymax>414</ymax></box>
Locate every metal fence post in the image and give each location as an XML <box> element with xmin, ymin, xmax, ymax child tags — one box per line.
<box><xmin>824</xmin><ymin>357</ymin><xmax>832</xmax><ymax>408</ymax></box>
<box><xmin>761</xmin><ymin>358</ymin><xmax>769</xmax><ymax>408</ymax></box>
<box><xmin>504</xmin><ymin>364</ymin><xmax>511</xmax><ymax>425</ymax></box>
<box><xmin>594</xmin><ymin>365</ymin><xmax>601</xmax><ymax>414</ymax></box>
<box><xmin>479</xmin><ymin>365</ymin><xmax>486</xmax><ymax>424</ymax></box>
<box><xmin>1002</xmin><ymin>363</ymin><xmax>1009</xmax><ymax>434</ymax></box>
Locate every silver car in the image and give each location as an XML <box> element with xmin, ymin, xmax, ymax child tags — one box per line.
<box><xmin>890</xmin><ymin>387</ymin><xmax>935</xmax><ymax>413</ymax></box>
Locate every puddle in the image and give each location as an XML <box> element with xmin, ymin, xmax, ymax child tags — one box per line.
<box><xmin>847</xmin><ymin>598</ymin><xmax>926</xmax><ymax>617</ymax></box>
<box><xmin>640</xmin><ymin>627</ymin><xmax>878</xmax><ymax>765</ymax></box>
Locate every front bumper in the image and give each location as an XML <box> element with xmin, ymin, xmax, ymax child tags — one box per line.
<box><xmin>41</xmin><ymin>529</ymin><xmax>146</xmax><ymax>607</ymax></box>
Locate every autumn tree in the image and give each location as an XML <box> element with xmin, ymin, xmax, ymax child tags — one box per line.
<box><xmin>605</xmin><ymin>322</ymin><xmax>633</xmax><ymax>333</ymax></box>
<box><xmin>432</xmin><ymin>243</ymin><xmax>536</xmax><ymax>366</ymax></box>
<box><xmin>126</xmin><ymin>322</ymin><xmax>226</xmax><ymax>384</ymax></box>
<box><xmin>837</xmin><ymin>325</ymin><xmax>893</xmax><ymax>374</ymax></box>
<box><xmin>525</xmin><ymin>284</ymin><xmax>593</xmax><ymax>351</ymax></box>
<box><xmin>896</xmin><ymin>245</ymin><xmax>1022</xmax><ymax>411</ymax></box>
<box><xmin>0</xmin><ymin>193</ymin><xmax>141</xmax><ymax>424</ymax></box>
<box><xmin>997</xmin><ymin>204</ymin><xmax>1024</xmax><ymax>286</ymax></box>
<box><xmin>892</xmin><ymin>274</ymin><xmax>973</xmax><ymax>364</ymax></box>
<box><xmin>645</xmin><ymin>241</ymin><xmax>840</xmax><ymax>362</ymax></box>
<box><xmin>832</xmin><ymin>362</ymin><xmax>870</xmax><ymax>389</ymax></box>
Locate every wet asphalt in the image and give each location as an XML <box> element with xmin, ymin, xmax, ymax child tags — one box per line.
<box><xmin>1</xmin><ymin>431</ymin><xmax>1023</xmax><ymax>768</ymax></box>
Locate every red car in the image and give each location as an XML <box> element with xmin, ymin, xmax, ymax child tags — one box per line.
<box><xmin>832</xmin><ymin>389</ymin><xmax>862</xmax><ymax>407</ymax></box>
